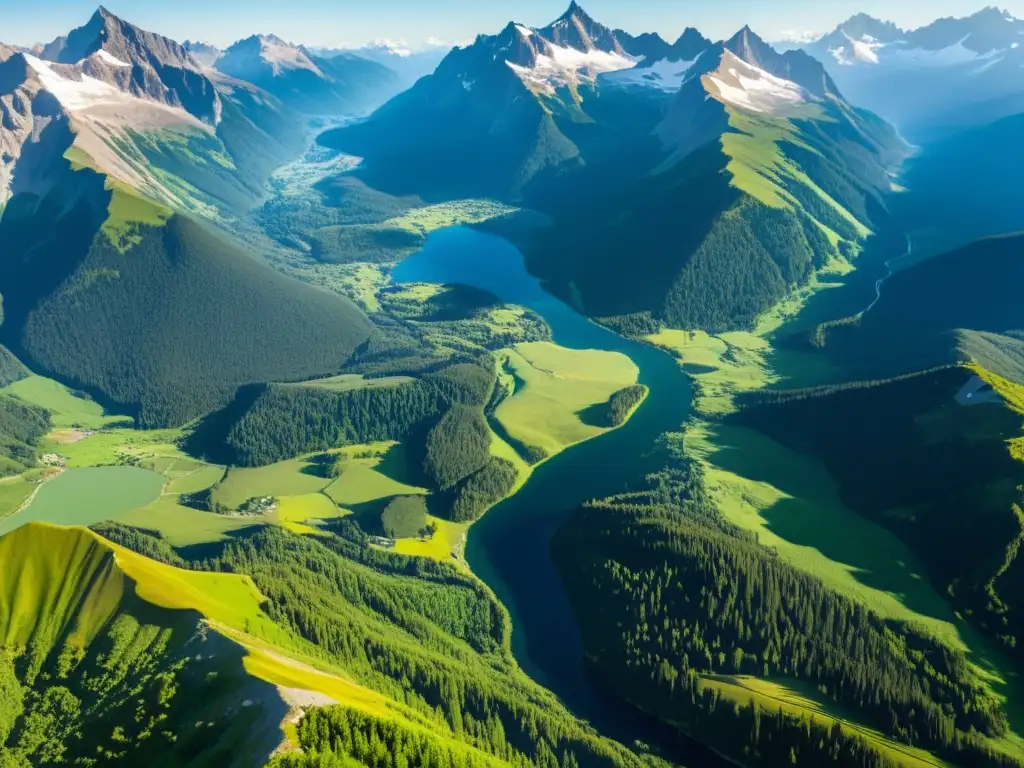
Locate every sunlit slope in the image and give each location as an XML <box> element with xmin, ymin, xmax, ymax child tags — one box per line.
<box><xmin>0</xmin><ymin>523</ymin><xmax>516</xmax><ymax>766</ymax></box>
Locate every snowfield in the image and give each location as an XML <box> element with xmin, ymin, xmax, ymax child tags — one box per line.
<box><xmin>95</xmin><ymin>49</ymin><xmax>131</xmax><ymax>68</ymax></box>
<box><xmin>706</xmin><ymin>52</ymin><xmax>809</xmax><ymax>114</ymax></box>
<box><xmin>506</xmin><ymin>42</ymin><xmax>635</xmax><ymax>93</ymax></box>
<box><xmin>602</xmin><ymin>56</ymin><xmax>699</xmax><ymax>92</ymax></box>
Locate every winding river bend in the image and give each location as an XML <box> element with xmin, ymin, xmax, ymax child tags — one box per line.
<box><xmin>393</xmin><ymin>227</ymin><xmax>729</xmax><ymax>766</ymax></box>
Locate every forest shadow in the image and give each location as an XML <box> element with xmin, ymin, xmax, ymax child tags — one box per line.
<box><xmin>701</xmin><ymin>423</ymin><xmax>959</xmax><ymax>627</ymax></box>
<box><xmin>576</xmin><ymin>401</ymin><xmax>611</xmax><ymax>429</ymax></box>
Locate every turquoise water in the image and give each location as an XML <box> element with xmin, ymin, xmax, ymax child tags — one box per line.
<box><xmin>0</xmin><ymin>466</ymin><xmax>165</xmax><ymax>536</ymax></box>
<box><xmin>394</xmin><ymin>227</ymin><xmax>725</xmax><ymax>765</ymax></box>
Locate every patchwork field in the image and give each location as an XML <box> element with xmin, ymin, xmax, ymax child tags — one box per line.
<box><xmin>114</xmin><ymin>496</ymin><xmax>267</xmax><ymax>547</ymax></box>
<box><xmin>493</xmin><ymin>341</ymin><xmax>639</xmax><ymax>460</ymax></box>
<box><xmin>213</xmin><ymin>457</ymin><xmax>333</xmax><ymax>510</ymax></box>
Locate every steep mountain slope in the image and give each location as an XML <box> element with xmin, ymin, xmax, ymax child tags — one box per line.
<box><xmin>526</xmin><ymin>26</ymin><xmax>906</xmax><ymax>331</ymax></box>
<box><xmin>0</xmin><ymin>9</ymin><xmax>373</xmax><ymax>427</ymax></box>
<box><xmin>0</xmin><ymin>522</ymin><xmax>413</xmax><ymax>766</ymax></box>
<box><xmin>216</xmin><ymin>34</ymin><xmax>400</xmax><ymax>115</ymax></box>
<box><xmin>320</xmin><ymin>2</ymin><xmax>688</xmax><ymax>199</ymax></box>
<box><xmin>805</xmin><ymin>8</ymin><xmax>1024</xmax><ymax>136</ymax></box>
<box><xmin>0</xmin><ymin>164</ymin><xmax>372</xmax><ymax>427</ymax></box>
<box><xmin>0</xmin><ymin>7</ymin><xmax>306</xmax><ymax>216</ymax></box>
<box><xmin>821</xmin><ymin>233</ymin><xmax>1024</xmax><ymax>382</ymax></box>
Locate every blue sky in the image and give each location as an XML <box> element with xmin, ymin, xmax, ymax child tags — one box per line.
<box><xmin>0</xmin><ymin>1</ymin><xmax>1016</xmax><ymax>49</ymax></box>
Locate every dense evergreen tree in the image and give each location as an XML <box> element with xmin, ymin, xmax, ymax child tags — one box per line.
<box><xmin>553</xmin><ymin>447</ymin><xmax>1017</xmax><ymax>767</ymax></box>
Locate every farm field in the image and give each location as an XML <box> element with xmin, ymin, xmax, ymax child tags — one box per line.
<box><xmin>393</xmin><ymin>515</ymin><xmax>467</xmax><ymax>565</ymax></box>
<box><xmin>114</xmin><ymin>496</ymin><xmax>268</xmax><ymax>547</ymax></box>
<box><xmin>493</xmin><ymin>341</ymin><xmax>639</xmax><ymax>459</ymax></box>
<box><xmin>213</xmin><ymin>457</ymin><xmax>333</xmax><ymax>510</ymax></box>
<box><xmin>323</xmin><ymin>443</ymin><xmax>428</xmax><ymax>508</ymax></box>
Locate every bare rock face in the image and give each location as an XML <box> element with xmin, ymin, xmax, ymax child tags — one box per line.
<box><xmin>39</xmin><ymin>6</ymin><xmax>221</xmax><ymax>124</ymax></box>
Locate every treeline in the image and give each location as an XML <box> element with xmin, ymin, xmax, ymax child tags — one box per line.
<box><xmin>0</xmin><ymin>188</ymin><xmax>374</xmax><ymax>426</ymax></box>
<box><xmin>731</xmin><ymin>365</ymin><xmax>1024</xmax><ymax>667</ymax></box>
<box><xmin>109</xmin><ymin>524</ymin><xmax>650</xmax><ymax>768</ymax></box>
<box><xmin>0</xmin><ymin>346</ymin><xmax>28</xmax><ymax>388</ymax></box>
<box><xmin>197</xmin><ymin>355</ymin><xmax>516</xmax><ymax>524</ymax></box>
<box><xmin>552</xmin><ymin>446</ymin><xmax>1018</xmax><ymax>767</ymax></box>
<box><xmin>270</xmin><ymin>706</ymin><xmax>505</xmax><ymax>768</ymax></box>
<box><xmin>0</xmin><ymin>394</ymin><xmax>51</xmax><ymax>476</ymax></box>
<box><xmin>425</xmin><ymin>405</ymin><xmax>492</xmax><ymax>491</ymax></box>
<box><xmin>607</xmin><ymin>386</ymin><xmax>648</xmax><ymax>427</ymax></box>
<box><xmin>210</xmin><ymin>358</ymin><xmax>496</xmax><ymax>467</ymax></box>
<box><xmin>659</xmin><ymin>199</ymin><xmax>836</xmax><ymax>332</ymax></box>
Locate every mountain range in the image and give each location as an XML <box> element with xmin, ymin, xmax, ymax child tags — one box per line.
<box><xmin>802</xmin><ymin>6</ymin><xmax>1024</xmax><ymax>137</ymax></box>
<box><xmin>0</xmin><ymin>2</ymin><xmax>1024</xmax><ymax>768</ymax></box>
<box><xmin>324</xmin><ymin>2</ymin><xmax>906</xmax><ymax>331</ymax></box>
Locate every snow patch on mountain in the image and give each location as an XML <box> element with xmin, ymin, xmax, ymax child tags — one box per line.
<box><xmin>603</xmin><ymin>56</ymin><xmax>698</xmax><ymax>91</ymax></box>
<box><xmin>506</xmin><ymin>42</ymin><xmax>635</xmax><ymax>93</ymax></box>
<box><xmin>886</xmin><ymin>37</ymin><xmax>1000</xmax><ymax>68</ymax></box>
<box><xmin>95</xmin><ymin>49</ymin><xmax>131</xmax><ymax>67</ymax></box>
<box><xmin>515</xmin><ymin>25</ymin><xmax>534</xmax><ymax>38</ymax></box>
<box><xmin>25</xmin><ymin>54</ymin><xmax>131</xmax><ymax>111</ymax></box>
<box><xmin>706</xmin><ymin>53</ymin><xmax>809</xmax><ymax>114</ymax></box>
<box><xmin>257</xmin><ymin>35</ymin><xmax>322</xmax><ymax>75</ymax></box>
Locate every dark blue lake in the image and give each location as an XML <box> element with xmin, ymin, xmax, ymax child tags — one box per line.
<box><xmin>394</xmin><ymin>227</ymin><xmax>727</xmax><ymax>766</ymax></box>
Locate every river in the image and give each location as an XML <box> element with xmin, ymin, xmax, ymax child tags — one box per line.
<box><xmin>393</xmin><ymin>226</ymin><xmax>731</xmax><ymax>766</ymax></box>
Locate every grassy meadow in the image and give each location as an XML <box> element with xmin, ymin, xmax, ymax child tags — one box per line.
<box><xmin>493</xmin><ymin>341</ymin><xmax>639</xmax><ymax>460</ymax></box>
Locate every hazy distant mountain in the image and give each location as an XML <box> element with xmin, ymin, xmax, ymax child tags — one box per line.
<box><xmin>183</xmin><ymin>39</ymin><xmax>222</xmax><ymax>66</ymax></box>
<box><xmin>216</xmin><ymin>33</ymin><xmax>401</xmax><ymax>115</ymax></box>
<box><xmin>317</xmin><ymin>41</ymin><xmax>450</xmax><ymax>88</ymax></box>
<box><xmin>804</xmin><ymin>7</ymin><xmax>1024</xmax><ymax>136</ymax></box>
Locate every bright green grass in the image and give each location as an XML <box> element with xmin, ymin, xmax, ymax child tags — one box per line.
<box><xmin>212</xmin><ymin>458</ymin><xmax>332</xmax><ymax>510</ymax></box>
<box><xmin>273</xmin><ymin>493</ymin><xmax>346</xmax><ymax>535</ymax></box>
<box><xmin>686</xmin><ymin>420</ymin><xmax>970</xmax><ymax>649</ymax></box>
<box><xmin>493</xmin><ymin>342</ymin><xmax>639</xmax><ymax>459</ymax></box>
<box><xmin>0</xmin><ymin>477</ymin><xmax>36</xmax><ymax>521</ymax></box>
<box><xmin>0</xmin><ymin>467</ymin><xmax>165</xmax><ymax>536</ymax></box>
<box><xmin>102</xmin><ymin>182</ymin><xmax>172</xmax><ymax>252</ymax></box>
<box><xmin>165</xmin><ymin>464</ymin><xmax>226</xmax><ymax>495</ymax></box>
<box><xmin>382</xmin><ymin>199</ymin><xmax>519</xmax><ymax>235</ymax></box>
<box><xmin>283</xmin><ymin>374</ymin><xmax>415</xmax><ymax>392</ymax></box>
<box><xmin>49</xmin><ymin>427</ymin><xmax>189</xmax><ymax>468</ymax></box>
<box><xmin>114</xmin><ymin>496</ymin><xmax>267</xmax><ymax>547</ymax></box>
<box><xmin>719</xmin><ymin>109</ymin><xmax>869</xmax><ymax>238</ymax></box>
<box><xmin>325</xmin><ymin>462</ymin><xmax>427</xmax><ymax>508</ymax></box>
<box><xmin>393</xmin><ymin>516</ymin><xmax>468</xmax><ymax>566</ymax></box>
<box><xmin>1</xmin><ymin>375</ymin><xmax>124</xmax><ymax>430</ymax></box>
